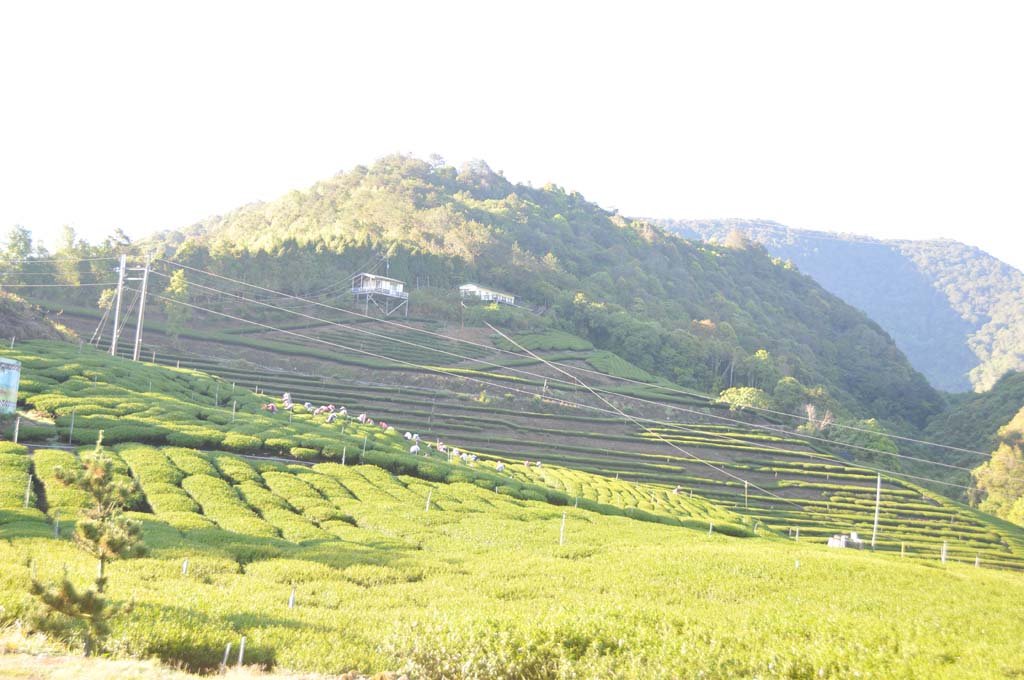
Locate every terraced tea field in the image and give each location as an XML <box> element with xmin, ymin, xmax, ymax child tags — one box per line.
<box><xmin>3</xmin><ymin>340</ymin><xmax>1024</xmax><ymax>676</ymax></box>
<box><xmin>2</xmin><ymin>439</ymin><xmax>1024</xmax><ymax>677</ymax></box>
<box><xmin>9</xmin><ymin>331</ymin><xmax>1024</xmax><ymax>573</ymax></box>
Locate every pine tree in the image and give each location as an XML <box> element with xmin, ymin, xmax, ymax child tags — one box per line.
<box><xmin>31</xmin><ymin>432</ymin><xmax>144</xmax><ymax>655</ymax></box>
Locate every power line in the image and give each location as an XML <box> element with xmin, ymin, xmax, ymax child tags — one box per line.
<box><xmin>0</xmin><ymin>282</ymin><xmax>112</xmax><ymax>288</ymax></box>
<box><xmin>0</xmin><ymin>256</ymin><xmax>121</xmax><ymax>263</ymax></box>
<box><xmin>486</xmin><ymin>323</ymin><xmax>803</xmax><ymax>509</ymax></box>
<box><xmin>152</xmin><ymin>260</ymin><xmax>998</xmax><ymax>470</ymax></box>
<box><xmin>145</xmin><ymin>265</ymin><xmax>990</xmax><ymax>480</ymax></box>
<box><xmin>146</xmin><ymin>289</ymin><xmax>987</xmax><ymax>496</ymax></box>
<box><xmin>147</xmin><ymin>289</ymin><xmax>803</xmax><ymax>510</ymax></box>
<box><xmin>148</xmin><ymin>267</ymin><xmax>986</xmax><ymax>478</ymax></box>
<box><xmin>155</xmin><ymin>257</ymin><xmax>994</xmax><ymax>458</ymax></box>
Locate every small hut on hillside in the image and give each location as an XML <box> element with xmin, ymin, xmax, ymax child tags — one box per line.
<box><xmin>352</xmin><ymin>273</ymin><xmax>409</xmax><ymax>316</ymax></box>
<box><xmin>459</xmin><ymin>283</ymin><xmax>515</xmax><ymax>305</ymax></box>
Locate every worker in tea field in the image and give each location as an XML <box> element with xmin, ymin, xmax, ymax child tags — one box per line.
<box><xmin>496</xmin><ymin>461</ymin><xmax>505</xmax><ymax>472</ymax></box>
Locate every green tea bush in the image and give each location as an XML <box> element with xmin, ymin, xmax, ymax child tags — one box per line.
<box><xmin>342</xmin><ymin>563</ymin><xmax>405</xmax><ymax>587</ymax></box>
<box><xmin>302</xmin><ymin>505</ymin><xmax>354</xmax><ymax>524</ymax></box>
<box><xmin>33</xmin><ymin>448</ymin><xmax>92</xmax><ymax>512</ymax></box>
<box><xmin>261</xmin><ymin>473</ymin><xmax>327</xmax><ymax>514</ymax></box>
<box><xmin>163</xmin><ymin>448</ymin><xmax>218</xmax><ymax>476</ymax></box>
<box><xmin>236</xmin><ymin>481</ymin><xmax>290</xmax><ymax>511</ymax></box>
<box><xmin>180</xmin><ymin>474</ymin><xmax>278</xmax><ymax>538</ymax></box>
<box><xmin>264</xmin><ymin>438</ymin><xmax>294</xmax><ymax>453</ymax></box>
<box><xmin>209</xmin><ymin>453</ymin><xmax>262</xmax><ymax>484</ymax></box>
<box><xmin>297</xmin><ymin>470</ymin><xmax>356</xmax><ymax>502</ymax></box>
<box><xmin>0</xmin><ymin>453</ymin><xmax>33</xmax><ymax>509</ymax></box>
<box><xmin>413</xmin><ymin>460</ymin><xmax>449</xmax><ymax>483</ymax></box>
<box><xmin>0</xmin><ymin>442</ymin><xmax>28</xmax><ymax>455</ymax></box>
<box><xmin>221</xmin><ymin>433</ymin><xmax>263</xmax><ymax>452</ymax></box>
<box><xmin>262</xmin><ymin>509</ymin><xmax>328</xmax><ymax>542</ymax></box>
<box><xmin>109</xmin><ymin>602</ymin><xmax>241</xmax><ymax>673</ymax></box>
<box><xmin>144</xmin><ymin>483</ymin><xmax>201</xmax><ymax>514</ymax></box>
<box><xmin>446</xmin><ymin>470</ymin><xmax>475</xmax><ymax>485</ymax></box>
<box><xmin>98</xmin><ymin>423</ymin><xmax>167</xmax><ymax>444</ymax></box>
<box><xmin>243</xmin><ymin>558</ymin><xmax>338</xmax><ymax>584</ymax></box>
<box><xmin>297</xmin><ymin>435</ymin><xmax>336</xmax><ymax>451</ymax></box>
<box><xmin>166</xmin><ymin>427</ymin><xmax>224</xmax><ymax>449</ymax></box>
<box><xmin>0</xmin><ymin>507</ymin><xmax>52</xmax><ymax>538</ymax></box>
<box><xmin>518</xmin><ymin>489</ymin><xmax>547</xmax><ymax>503</ymax></box>
<box><xmin>119</xmin><ymin>446</ymin><xmax>184</xmax><ymax>485</ymax></box>
<box><xmin>161</xmin><ymin>511</ymin><xmax>215</xmax><ymax>531</ymax></box>
<box><xmin>290</xmin><ymin>447</ymin><xmax>318</xmax><ymax>461</ymax></box>
<box><xmin>26</xmin><ymin>393</ymin><xmax>77</xmax><ymax>413</ymax></box>
<box><xmin>203</xmin><ymin>411</ymin><xmax>233</xmax><ymax>426</ymax></box>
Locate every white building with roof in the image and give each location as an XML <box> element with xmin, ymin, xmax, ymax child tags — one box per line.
<box><xmin>460</xmin><ymin>283</ymin><xmax>515</xmax><ymax>305</ymax></box>
<box><xmin>352</xmin><ymin>273</ymin><xmax>409</xmax><ymax>316</ymax></box>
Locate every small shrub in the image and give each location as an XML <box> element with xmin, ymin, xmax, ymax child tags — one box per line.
<box><xmin>220</xmin><ymin>433</ymin><xmax>262</xmax><ymax>452</ymax></box>
<box><xmin>290</xmin><ymin>447</ymin><xmax>319</xmax><ymax>461</ymax></box>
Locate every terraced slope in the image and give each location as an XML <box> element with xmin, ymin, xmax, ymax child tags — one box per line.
<box><xmin>5</xmin><ymin>338</ymin><xmax>1023</xmax><ymax>573</ymax></box>
<box><xmin>1</xmin><ymin>340</ymin><xmax>741</xmax><ymax>533</ymax></box>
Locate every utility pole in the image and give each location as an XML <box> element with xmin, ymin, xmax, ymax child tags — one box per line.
<box><xmin>110</xmin><ymin>254</ymin><xmax>127</xmax><ymax>357</ymax></box>
<box><xmin>871</xmin><ymin>473</ymin><xmax>881</xmax><ymax>549</ymax></box>
<box><xmin>132</xmin><ymin>254</ymin><xmax>151</xmax><ymax>361</ymax></box>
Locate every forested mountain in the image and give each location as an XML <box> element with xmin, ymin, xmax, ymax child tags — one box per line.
<box><xmin>660</xmin><ymin>219</ymin><xmax>1024</xmax><ymax>393</ymax></box>
<box><xmin>131</xmin><ymin>155</ymin><xmax>942</xmax><ymax>429</ymax></box>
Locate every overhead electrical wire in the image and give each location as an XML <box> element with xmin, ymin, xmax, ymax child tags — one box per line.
<box><xmin>0</xmin><ymin>256</ymin><xmax>120</xmax><ymax>264</ymax></box>
<box><xmin>0</xmin><ymin>282</ymin><xmax>112</xmax><ymax>288</ymax></box>
<box><xmin>147</xmin><ymin>265</ymin><xmax>998</xmax><ymax>476</ymax></box>
<box><xmin>143</xmin><ymin>287</ymin><xmax>804</xmax><ymax>510</ymax></box>
<box><xmin>143</xmin><ymin>287</ymin><xmax>989</xmax><ymax>496</ymax></box>
<box><xmin>156</xmin><ymin>257</ymin><xmax>995</xmax><ymax>459</ymax></box>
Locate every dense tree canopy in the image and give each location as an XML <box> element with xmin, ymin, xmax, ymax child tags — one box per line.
<box><xmin>134</xmin><ymin>155</ymin><xmax>942</xmax><ymax>428</ymax></box>
<box><xmin>664</xmin><ymin>219</ymin><xmax>1024</xmax><ymax>393</ymax></box>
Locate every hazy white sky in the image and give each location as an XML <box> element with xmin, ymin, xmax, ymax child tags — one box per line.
<box><xmin>1</xmin><ymin>1</ymin><xmax>1022</xmax><ymax>270</ymax></box>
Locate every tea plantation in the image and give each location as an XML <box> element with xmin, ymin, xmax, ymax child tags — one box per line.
<box><xmin>58</xmin><ymin>310</ymin><xmax>1024</xmax><ymax>573</ymax></box>
<box><xmin>2</xmin><ymin>340</ymin><xmax>1024</xmax><ymax>677</ymax></box>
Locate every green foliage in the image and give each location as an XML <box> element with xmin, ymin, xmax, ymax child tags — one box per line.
<box><xmin>162</xmin><ymin>269</ymin><xmax>192</xmax><ymax>341</ymax></box>
<box><xmin>665</xmin><ymin>219</ymin><xmax>1024</xmax><ymax>393</ymax></box>
<box><xmin>924</xmin><ymin>372</ymin><xmax>1024</xmax><ymax>457</ymax></box>
<box><xmin>125</xmin><ymin>155</ymin><xmax>943</xmax><ymax>427</ymax></box>
<box><xmin>971</xmin><ymin>410</ymin><xmax>1024</xmax><ymax>526</ymax></box>
<box><xmin>289</xmin><ymin>446</ymin><xmax>318</xmax><ymax>461</ymax></box>
<box><xmin>718</xmin><ymin>386</ymin><xmax>772</xmax><ymax>412</ymax></box>
<box><xmin>30</xmin><ymin>434</ymin><xmax>144</xmax><ymax>655</ymax></box>
<box><xmin>51</xmin><ymin>435</ymin><xmax>146</xmax><ymax>579</ymax></box>
<box><xmin>827</xmin><ymin>418</ymin><xmax>900</xmax><ymax>468</ymax></box>
<box><xmin>494</xmin><ymin>330</ymin><xmax>593</xmax><ymax>352</ymax></box>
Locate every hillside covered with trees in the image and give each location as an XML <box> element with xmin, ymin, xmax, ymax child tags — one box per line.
<box><xmin>126</xmin><ymin>155</ymin><xmax>942</xmax><ymax>431</ymax></box>
<box><xmin>662</xmin><ymin>219</ymin><xmax>1024</xmax><ymax>393</ymax></box>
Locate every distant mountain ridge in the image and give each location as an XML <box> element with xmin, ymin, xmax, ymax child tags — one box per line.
<box><xmin>658</xmin><ymin>219</ymin><xmax>1024</xmax><ymax>393</ymax></box>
